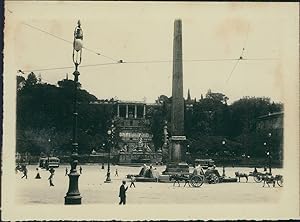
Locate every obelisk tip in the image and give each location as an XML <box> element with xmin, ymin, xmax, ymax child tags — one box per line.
<box><xmin>174</xmin><ymin>19</ymin><xmax>182</xmax><ymax>24</ymax></box>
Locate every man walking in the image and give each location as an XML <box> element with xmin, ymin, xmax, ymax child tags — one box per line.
<box><xmin>130</xmin><ymin>176</ymin><xmax>136</xmax><ymax>188</ymax></box>
<box><xmin>119</xmin><ymin>180</ymin><xmax>128</xmax><ymax>205</ymax></box>
<box><xmin>48</xmin><ymin>168</ymin><xmax>55</xmax><ymax>186</ymax></box>
<box><xmin>21</xmin><ymin>165</ymin><xmax>28</xmax><ymax>179</ymax></box>
<box><xmin>115</xmin><ymin>169</ymin><xmax>118</xmax><ymax>176</ymax></box>
<box><xmin>79</xmin><ymin>166</ymin><xmax>82</xmax><ymax>174</ymax></box>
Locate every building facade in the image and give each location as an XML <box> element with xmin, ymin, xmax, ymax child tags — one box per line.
<box><xmin>115</xmin><ymin>101</ymin><xmax>154</xmax><ymax>152</ymax></box>
<box><xmin>257</xmin><ymin>111</ymin><xmax>284</xmax><ymax>166</ymax></box>
<box><xmin>90</xmin><ymin>100</ymin><xmax>163</xmax><ymax>164</ymax></box>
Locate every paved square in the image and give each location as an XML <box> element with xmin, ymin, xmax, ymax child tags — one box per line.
<box><xmin>15</xmin><ymin>165</ymin><xmax>283</xmax><ymax>205</ymax></box>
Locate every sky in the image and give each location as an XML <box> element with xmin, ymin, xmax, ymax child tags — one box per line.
<box><xmin>5</xmin><ymin>2</ymin><xmax>299</xmax><ymax>104</ymax></box>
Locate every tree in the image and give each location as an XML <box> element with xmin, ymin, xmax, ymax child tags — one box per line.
<box><xmin>206</xmin><ymin>89</ymin><xmax>228</xmax><ymax>104</ymax></box>
<box><xmin>17</xmin><ymin>75</ymin><xmax>26</xmax><ymax>91</ymax></box>
<box><xmin>58</xmin><ymin>78</ymin><xmax>81</xmax><ymax>89</ymax></box>
<box><xmin>16</xmin><ymin>76</ymin><xmax>99</xmax><ymax>155</ymax></box>
<box><xmin>25</xmin><ymin>72</ymin><xmax>38</xmax><ymax>87</ymax></box>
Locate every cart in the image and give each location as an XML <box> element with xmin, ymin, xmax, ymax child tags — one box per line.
<box><xmin>249</xmin><ymin>171</ymin><xmax>271</xmax><ymax>183</ymax></box>
<box><xmin>249</xmin><ymin>171</ymin><xmax>283</xmax><ymax>187</ymax></box>
<box><xmin>169</xmin><ymin>168</ymin><xmax>223</xmax><ymax>187</ymax></box>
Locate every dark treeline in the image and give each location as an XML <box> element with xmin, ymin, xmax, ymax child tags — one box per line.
<box><xmin>16</xmin><ymin>73</ymin><xmax>283</xmax><ymax>163</ymax></box>
<box><xmin>17</xmin><ymin>73</ymin><xmax>114</xmax><ymax>156</ymax></box>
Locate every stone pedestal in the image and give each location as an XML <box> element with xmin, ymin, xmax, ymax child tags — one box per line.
<box><xmin>163</xmin><ymin>162</ymin><xmax>189</xmax><ymax>175</ymax></box>
<box><xmin>169</xmin><ymin>136</ymin><xmax>186</xmax><ymax>162</ymax></box>
<box><xmin>163</xmin><ymin>136</ymin><xmax>189</xmax><ymax>175</ymax></box>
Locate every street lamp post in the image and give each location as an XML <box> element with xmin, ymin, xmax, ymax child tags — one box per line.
<box><xmin>263</xmin><ymin>132</ymin><xmax>272</xmax><ymax>175</ymax></box>
<box><xmin>102</xmin><ymin>143</ymin><xmax>105</xmax><ymax>169</ymax></box>
<box><xmin>247</xmin><ymin>155</ymin><xmax>250</xmax><ymax>167</ymax></box>
<box><xmin>266</xmin><ymin>151</ymin><xmax>271</xmax><ymax>174</ymax></box>
<box><xmin>105</xmin><ymin>129</ymin><xmax>112</xmax><ymax>183</ymax></box>
<box><xmin>263</xmin><ymin>142</ymin><xmax>267</xmax><ymax>171</ymax></box>
<box><xmin>186</xmin><ymin>144</ymin><xmax>190</xmax><ymax>164</ymax></box>
<box><xmin>64</xmin><ymin>20</ymin><xmax>83</xmax><ymax>205</ymax></box>
<box><xmin>268</xmin><ymin>133</ymin><xmax>272</xmax><ymax>174</ymax></box>
<box><xmin>222</xmin><ymin>140</ymin><xmax>226</xmax><ymax>177</ymax></box>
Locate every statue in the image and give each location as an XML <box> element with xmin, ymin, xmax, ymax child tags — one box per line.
<box><xmin>120</xmin><ymin>144</ymin><xmax>128</xmax><ymax>152</ymax></box>
<box><xmin>137</xmin><ymin>134</ymin><xmax>144</xmax><ymax>151</ymax></box>
<box><xmin>144</xmin><ymin>143</ymin><xmax>152</xmax><ymax>152</ymax></box>
<box><xmin>139</xmin><ymin>164</ymin><xmax>147</xmax><ymax>176</ymax></box>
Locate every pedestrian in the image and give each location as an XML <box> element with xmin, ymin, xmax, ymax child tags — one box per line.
<box><xmin>79</xmin><ymin>166</ymin><xmax>82</xmax><ymax>174</ymax></box>
<box><xmin>15</xmin><ymin>164</ymin><xmax>20</xmax><ymax>174</ymax></box>
<box><xmin>119</xmin><ymin>180</ymin><xmax>128</xmax><ymax>205</ymax></box>
<box><xmin>65</xmin><ymin>167</ymin><xmax>68</xmax><ymax>176</ymax></box>
<box><xmin>48</xmin><ymin>171</ymin><xmax>54</xmax><ymax>186</ymax></box>
<box><xmin>101</xmin><ymin>162</ymin><xmax>105</xmax><ymax>169</ymax></box>
<box><xmin>254</xmin><ymin>167</ymin><xmax>258</xmax><ymax>173</ymax></box>
<box><xmin>35</xmin><ymin>168</ymin><xmax>41</xmax><ymax>179</ymax></box>
<box><xmin>130</xmin><ymin>176</ymin><xmax>136</xmax><ymax>188</ymax></box>
<box><xmin>49</xmin><ymin>167</ymin><xmax>55</xmax><ymax>175</ymax></box>
<box><xmin>115</xmin><ymin>169</ymin><xmax>118</xmax><ymax>176</ymax></box>
<box><xmin>21</xmin><ymin>166</ymin><xmax>28</xmax><ymax>179</ymax></box>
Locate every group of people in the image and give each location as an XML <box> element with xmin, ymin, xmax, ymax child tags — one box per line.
<box><xmin>17</xmin><ymin>164</ymin><xmax>83</xmax><ymax>187</ymax></box>
<box><xmin>16</xmin><ymin>164</ymin><xmax>137</xmax><ymax>205</ymax></box>
<box><xmin>65</xmin><ymin>166</ymin><xmax>83</xmax><ymax>176</ymax></box>
<box><xmin>17</xmin><ymin>164</ymin><xmax>56</xmax><ymax>186</ymax></box>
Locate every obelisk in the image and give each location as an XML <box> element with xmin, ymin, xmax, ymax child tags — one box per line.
<box><xmin>170</xmin><ymin>19</ymin><xmax>186</xmax><ymax>163</ymax></box>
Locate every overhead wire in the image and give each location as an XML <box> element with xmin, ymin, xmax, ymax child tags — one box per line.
<box><xmin>226</xmin><ymin>59</ymin><xmax>240</xmax><ymax>83</ymax></box>
<box><xmin>21</xmin><ymin>62</ymin><xmax>118</xmax><ymax>73</ymax></box>
<box><xmin>18</xmin><ymin>57</ymin><xmax>278</xmax><ymax>74</ymax></box>
<box><xmin>22</xmin><ymin>22</ymin><xmax>120</xmax><ymax>62</ymax></box>
<box><xmin>8</xmin><ymin>9</ymin><xmax>120</xmax><ymax>63</ymax></box>
<box><xmin>226</xmin><ymin>24</ymin><xmax>251</xmax><ymax>83</ymax></box>
<box><xmin>11</xmin><ymin>8</ymin><xmax>279</xmax><ymax>84</ymax></box>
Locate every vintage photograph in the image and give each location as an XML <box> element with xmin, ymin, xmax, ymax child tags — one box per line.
<box><xmin>2</xmin><ymin>1</ymin><xmax>299</xmax><ymax>220</ymax></box>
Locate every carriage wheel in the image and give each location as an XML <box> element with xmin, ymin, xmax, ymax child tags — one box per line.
<box><xmin>254</xmin><ymin>175</ymin><xmax>262</xmax><ymax>183</ymax></box>
<box><xmin>210</xmin><ymin>174</ymin><xmax>219</xmax><ymax>184</ymax></box>
<box><xmin>190</xmin><ymin>176</ymin><xmax>204</xmax><ymax>187</ymax></box>
<box><xmin>277</xmin><ymin>177</ymin><xmax>283</xmax><ymax>187</ymax></box>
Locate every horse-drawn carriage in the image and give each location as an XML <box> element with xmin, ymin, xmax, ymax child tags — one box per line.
<box><xmin>169</xmin><ymin>167</ymin><xmax>233</xmax><ymax>187</ymax></box>
<box><xmin>249</xmin><ymin>171</ymin><xmax>283</xmax><ymax>187</ymax></box>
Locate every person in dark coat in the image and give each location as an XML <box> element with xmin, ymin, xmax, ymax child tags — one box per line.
<box><xmin>48</xmin><ymin>167</ymin><xmax>55</xmax><ymax>186</ymax></box>
<box><xmin>35</xmin><ymin>168</ymin><xmax>41</xmax><ymax>179</ymax></box>
<box><xmin>119</xmin><ymin>180</ymin><xmax>128</xmax><ymax>205</ymax></box>
<box><xmin>79</xmin><ymin>166</ymin><xmax>82</xmax><ymax>174</ymax></box>
<box><xmin>21</xmin><ymin>166</ymin><xmax>28</xmax><ymax>179</ymax></box>
<box><xmin>48</xmin><ymin>171</ymin><xmax>54</xmax><ymax>186</ymax></box>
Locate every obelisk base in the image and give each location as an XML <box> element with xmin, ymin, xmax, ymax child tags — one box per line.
<box><xmin>163</xmin><ymin>136</ymin><xmax>189</xmax><ymax>175</ymax></box>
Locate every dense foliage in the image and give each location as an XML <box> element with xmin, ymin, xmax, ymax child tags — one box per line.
<box><xmin>17</xmin><ymin>73</ymin><xmax>113</xmax><ymax>155</ymax></box>
<box><xmin>16</xmin><ymin>73</ymin><xmax>283</xmax><ymax>162</ymax></box>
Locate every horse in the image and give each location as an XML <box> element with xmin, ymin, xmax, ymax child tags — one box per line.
<box><xmin>169</xmin><ymin>174</ymin><xmax>191</xmax><ymax>187</ymax></box>
<box><xmin>262</xmin><ymin>174</ymin><xmax>276</xmax><ymax>187</ymax></box>
<box><xmin>235</xmin><ymin>172</ymin><xmax>248</xmax><ymax>182</ymax></box>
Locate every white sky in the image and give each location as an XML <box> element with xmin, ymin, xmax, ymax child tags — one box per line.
<box><xmin>5</xmin><ymin>2</ymin><xmax>299</xmax><ymax>103</ymax></box>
